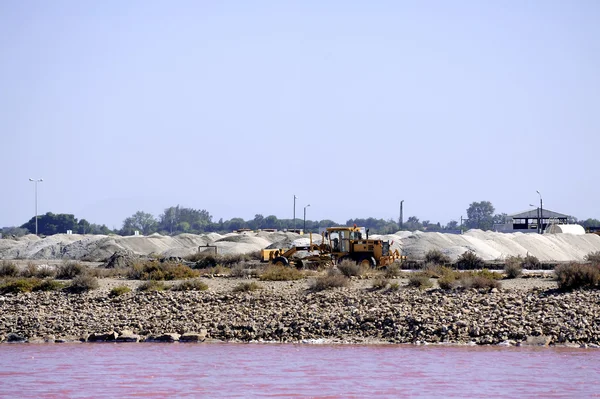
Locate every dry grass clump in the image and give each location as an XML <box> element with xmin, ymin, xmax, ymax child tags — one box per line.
<box><xmin>172</xmin><ymin>279</ymin><xmax>209</xmax><ymax>291</ymax></box>
<box><xmin>34</xmin><ymin>279</ymin><xmax>65</xmax><ymax>292</ymax></box>
<box><xmin>407</xmin><ymin>273</ymin><xmax>433</xmax><ymax>289</ymax></box>
<box><xmin>138</xmin><ymin>280</ymin><xmax>167</xmax><ymax>292</ymax></box>
<box><xmin>437</xmin><ymin>275</ymin><xmax>458</xmax><ymax>290</ymax></box>
<box><xmin>371</xmin><ymin>277</ymin><xmax>389</xmax><ymax>290</ymax></box>
<box><xmin>584</xmin><ymin>251</ymin><xmax>600</xmax><ymax>265</ymax></box>
<box><xmin>21</xmin><ymin>263</ymin><xmax>56</xmax><ymax>278</ymax></box>
<box><xmin>188</xmin><ymin>252</ymin><xmax>259</xmax><ymax>268</ymax></box>
<box><xmin>454</xmin><ymin>251</ymin><xmax>484</xmax><ymax>270</ymax></box>
<box><xmin>337</xmin><ymin>259</ymin><xmax>364</xmax><ymax>277</ymax></box>
<box><xmin>384</xmin><ymin>263</ymin><xmax>403</xmax><ymax>278</ymax></box>
<box><xmin>0</xmin><ymin>261</ymin><xmax>19</xmax><ymax>277</ymax></box>
<box><xmin>504</xmin><ymin>256</ymin><xmax>523</xmax><ymax>279</ymax></box>
<box><xmin>259</xmin><ymin>265</ymin><xmax>303</xmax><ymax>281</ymax></box>
<box><xmin>109</xmin><ymin>285</ymin><xmax>132</xmax><ymax>297</ymax></box>
<box><xmin>467</xmin><ymin>269</ymin><xmax>503</xmax><ymax>280</ymax></box>
<box><xmin>424</xmin><ymin>249</ymin><xmax>451</xmax><ymax>265</ymax></box>
<box><xmin>129</xmin><ymin>260</ymin><xmax>199</xmax><ymax>281</ymax></box>
<box><xmin>56</xmin><ymin>261</ymin><xmax>86</xmax><ymax>279</ymax></box>
<box><xmin>0</xmin><ymin>277</ymin><xmax>65</xmax><ymax>294</ymax></box>
<box><xmin>309</xmin><ymin>269</ymin><xmax>349</xmax><ymax>291</ymax></box>
<box><xmin>555</xmin><ymin>263</ymin><xmax>600</xmax><ymax>291</ymax></box>
<box><xmin>522</xmin><ymin>254</ymin><xmax>541</xmax><ymax>269</ymax></box>
<box><xmin>232</xmin><ymin>281</ymin><xmax>263</xmax><ymax>292</ymax></box>
<box><xmin>388</xmin><ymin>282</ymin><xmax>400</xmax><ymax>292</ymax></box>
<box><xmin>459</xmin><ymin>276</ymin><xmax>501</xmax><ymax>290</ymax></box>
<box><xmin>66</xmin><ymin>274</ymin><xmax>99</xmax><ymax>293</ymax></box>
<box><xmin>421</xmin><ymin>263</ymin><xmax>457</xmax><ymax>278</ymax></box>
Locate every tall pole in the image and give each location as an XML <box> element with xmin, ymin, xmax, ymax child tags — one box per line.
<box><xmin>293</xmin><ymin>195</ymin><xmax>297</xmax><ymax>230</ymax></box>
<box><xmin>304</xmin><ymin>204</ymin><xmax>310</xmax><ymax>232</ymax></box>
<box><xmin>537</xmin><ymin>190</ymin><xmax>543</xmax><ymax>234</ymax></box>
<box><xmin>399</xmin><ymin>200</ymin><xmax>404</xmax><ymax>229</ymax></box>
<box><xmin>29</xmin><ymin>178</ymin><xmax>43</xmax><ymax>236</ymax></box>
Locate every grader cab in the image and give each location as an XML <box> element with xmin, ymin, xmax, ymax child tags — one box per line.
<box><xmin>261</xmin><ymin>226</ymin><xmax>402</xmax><ymax>268</ymax></box>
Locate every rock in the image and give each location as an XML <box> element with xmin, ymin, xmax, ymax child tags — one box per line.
<box><xmin>116</xmin><ymin>330</ymin><xmax>140</xmax><ymax>343</ymax></box>
<box><xmin>523</xmin><ymin>335</ymin><xmax>552</xmax><ymax>346</ymax></box>
<box><xmin>6</xmin><ymin>333</ymin><xmax>26</xmax><ymax>343</ymax></box>
<box><xmin>145</xmin><ymin>333</ymin><xmax>181</xmax><ymax>342</ymax></box>
<box><xmin>102</xmin><ymin>250</ymin><xmax>137</xmax><ymax>269</ymax></box>
<box><xmin>180</xmin><ymin>330</ymin><xmax>207</xmax><ymax>342</ymax></box>
<box><xmin>87</xmin><ymin>331</ymin><xmax>118</xmax><ymax>342</ymax></box>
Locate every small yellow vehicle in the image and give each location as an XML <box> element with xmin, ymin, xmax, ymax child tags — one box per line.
<box><xmin>261</xmin><ymin>226</ymin><xmax>403</xmax><ymax>268</ymax></box>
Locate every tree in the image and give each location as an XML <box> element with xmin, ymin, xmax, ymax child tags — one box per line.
<box><xmin>21</xmin><ymin>212</ymin><xmax>78</xmax><ymax>235</ymax></box>
<box><xmin>404</xmin><ymin>216</ymin><xmax>422</xmax><ymax>231</ymax></box>
<box><xmin>121</xmin><ymin>211</ymin><xmax>158</xmax><ymax>235</ymax></box>
<box><xmin>77</xmin><ymin>219</ymin><xmax>91</xmax><ymax>234</ymax></box>
<box><xmin>158</xmin><ymin>205</ymin><xmax>213</xmax><ymax>234</ymax></box>
<box><xmin>466</xmin><ymin>201</ymin><xmax>495</xmax><ymax>231</ymax></box>
<box><xmin>1</xmin><ymin>226</ymin><xmax>29</xmax><ymax>237</ymax></box>
<box><xmin>493</xmin><ymin>213</ymin><xmax>508</xmax><ymax>225</ymax></box>
<box><xmin>445</xmin><ymin>220</ymin><xmax>459</xmax><ymax>230</ymax></box>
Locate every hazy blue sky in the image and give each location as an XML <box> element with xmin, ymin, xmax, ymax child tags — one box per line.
<box><xmin>2</xmin><ymin>0</ymin><xmax>599</xmax><ymax>230</ymax></box>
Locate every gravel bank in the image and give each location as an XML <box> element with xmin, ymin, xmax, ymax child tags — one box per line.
<box><xmin>1</xmin><ymin>277</ymin><xmax>598</xmax><ymax>347</ymax></box>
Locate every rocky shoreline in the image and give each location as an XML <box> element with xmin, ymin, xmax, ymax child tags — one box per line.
<box><xmin>1</xmin><ymin>277</ymin><xmax>599</xmax><ymax>347</ymax></box>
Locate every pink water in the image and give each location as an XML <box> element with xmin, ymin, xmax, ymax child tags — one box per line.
<box><xmin>0</xmin><ymin>343</ymin><xmax>598</xmax><ymax>398</ymax></box>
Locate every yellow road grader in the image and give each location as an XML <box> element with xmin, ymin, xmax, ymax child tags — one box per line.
<box><xmin>261</xmin><ymin>226</ymin><xmax>403</xmax><ymax>269</ymax></box>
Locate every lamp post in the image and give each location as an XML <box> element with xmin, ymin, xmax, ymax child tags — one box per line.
<box><xmin>399</xmin><ymin>200</ymin><xmax>404</xmax><ymax>229</ymax></box>
<box><xmin>536</xmin><ymin>190</ymin><xmax>543</xmax><ymax>234</ymax></box>
<box><xmin>28</xmin><ymin>178</ymin><xmax>43</xmax><ymax>236</ymax></box>
<box><xmin>293</xmin><ymin>195</ymin><xmax>297</xmax><ymax>231</ymax></box>
<box><xmin>303</xmin><ymin>204</ymin><xmax>310</xmax><ymax>232</ymax></box>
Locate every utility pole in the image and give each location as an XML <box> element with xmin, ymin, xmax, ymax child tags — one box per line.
<box><xmin>293</xmin><ymin>195</ymin><xmax>297</xmax><ymax>230</ymax></box>
<box><xmin>29</xmin><ymin>178</ymin><xmax>43</xmax><ymax>236</ymax></box>
<box><xmin>304</xmin><ymin>204</ymin><xmax>310</xmax><ymax>232</ymax></box>
<box><xmin>537</xmin><ymin>190</ymin><xmax>543</xmax><ymax>234</ymax></box>
<box><xmin>399</xmin><ymin>200</ymin><xmax>404</xmax><ymax>229</ymax></box>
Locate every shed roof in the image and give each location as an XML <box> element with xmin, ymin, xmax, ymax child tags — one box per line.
<box><xmin>508</xmin><ymin>209</ymin><xmax>569</xmax><ymax>219</ymax></box>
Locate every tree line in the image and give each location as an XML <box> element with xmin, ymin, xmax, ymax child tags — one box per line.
<box><xmin>1</xmin><ymin>202</ymin><xmax>598</xmax><ymax>237</ymax></box>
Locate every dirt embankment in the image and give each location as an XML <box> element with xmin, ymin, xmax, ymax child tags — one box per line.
<box><xmin>1</xmin><ymin>275</ymin><xmax>597</xmax><ymax>347</ymax></box>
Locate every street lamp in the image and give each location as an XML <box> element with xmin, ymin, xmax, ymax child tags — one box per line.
<box><xmin>303</xmin><ymin>204</ymin><xmax>310</xmax><ymax>232</ymax></box>
<box><xmin>293</xmin><ymin>195</ymin><xmax>297</xmax><ymax>231</ymax></box>
<box><xmin>28</xmin><ymin>178</ymin><xmax>43</xmax><ymax>236</ymax></box>
<box><xmin>537</xmin><ymin>191</ymin><xmax>544</xmax><ymax>233</ymax></box>
<box><xmin>399</xmin><ymin>200</ymin><xmax>404</xmax><ymax>229</ymax></box>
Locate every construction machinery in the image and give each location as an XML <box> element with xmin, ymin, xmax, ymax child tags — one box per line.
<box><xmin>261</xmin><ymin>226</ymin><xmax>403</xmax><ymax>268</ymax></box>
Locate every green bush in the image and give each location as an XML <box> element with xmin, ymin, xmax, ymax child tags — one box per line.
<box><xmin>66</xmin><ymin>275</ymin><xmax>99</xmax><ymax>293</ymax></box>
<box><xmin>232</xmin><ymin>281</ymin><xmax>263</xmax><ymax>292</ymax></box>
<box><xmin>337</xmin><ymin>259</ymin><xmax>363</xmax><ymax>277</ymax></box>
<box><xmin>504</xmin><ymin>256</ymin><xmax>523</xmax><ymax>279</ymax></box>
<box><xmin>172</xmin><ymin>279</ymin><xmax>209</xmax><ymax>291</ymax></box>
<box><xmin>0</xmin><ymin>278</ymin><xmax>38</xmax><ymax>293</ymax></box>
<box><xmin>33</xmin><ymin>279</ymin><xmax>64</xmax><ymax>292</ymax></box>
<box><xmin>407</xmin><ymin>274</ymin><xmax>433</xmax><ymax>289</ymax></box>
<box><xmin>459</xmin><ymin>276</ymin><xmax>501</xmax><ymax>290</ymax></box>
<box><xmin>138</xmin><ymin>280</ymin><xmax>167</xmax><ymax>292</ymax></box>
<box><xmin>467</xmin><ymin>269</ymin><xmax>503</xmax><ymax>280</ymax></box>
<box><xmin>424</xmin><ymin>249</ymin><xmax>451</xmax><ymax>265</ymax></box>
<box><xmin>56</xmin><ymin>261</ymin><xmax>86</xmax><ymax>279</ymax></box>
<box><xmin>309</xmin><ymin>269</ymin><xmax>349</xmax><ymax>291</ymax></box>
<box><xmin>259</xmin><ymin>265</ymin><xmax>303</xmax><ymax>281</ymax></box>
<box><xmin>438</xmin><ymin>275</ymin><xmax>457</xmax><ymax>290</ymax></box>
<box><xmin>388</xmin><ymin>282</ymin><xmax>400</xmax><ymax>291</ymax></box>
<box><xmin>109</xmin><ymin>285</ymin><xmax>132</xmax><ymax>297</ymax></box>
<box><xmin>0</xmin><ymin>261</ymin><xmax>19</xmax><ymax>277</ymax></box>
<box><xmin>384</xmin><ymin>263</ymin><xmax>403</xmax><ymax>278</ymax></box>
<box><xmin>129</xmin><ymin>261</ymin><xmax>199</xmax><ymax>281</ymax></box>
<box><xmin>555</xmin><ymin>263</ymin><xmax>600</xmax><ymax>291</ymax></box>
<box><xmin>454</xmin><ymin>251</ymin><xmax>484</xmax><ymax>270</ymax></box>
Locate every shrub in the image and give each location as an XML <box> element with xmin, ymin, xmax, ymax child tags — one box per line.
<box><xmin>309</xmin><ymin>269</ymin><xmax>349</xmax><ymax>291</ymax></box>
<box><xmin>455</xmin><ymin>251</ymin><xmax>484</xmax><ymax>270</ymax></box>
<box><xmin>0</xmin><ymin>278</ymin><xmax>38</xmax><ymax>293</ymax></box>
<box><xmin>22</xmin><ymin>263</ymin><xmax>57</xmax><ymax>278</ymax></box>
<box><xmin>56</xmin><ymin>261</ymin><xmax>86</xmax><ymax>279</ymax></box>
<box><xmin>407</xmin><ymin>273</ymin><xmax>433</xmax><ymax>289</ymax></box>
<box><xmin>337</xmin><ymin>259</ymin><xmax>363</xmax><ymax>277</ymax></box>
<box><xmin>259</xmin><ymin>265</ymin><xmax>303</xmax><ymax>281</ymax></box>
<box><xmin>189</xmin><ymin>252</ymin><xmax>258</xmax><ymax>268</ymax></box>
<box><xmin>232</xmin><ymin>281</ymin><xmax>263</xmax><ymax>292</ymax></box>
<box><xmin>371</xmin><ymin>277</ymin><xmax>389</xmax><ymax>290</ymax></box>
<box><xmin>555</xmin><ymin>263</ymin><xmax>600</xmax><ymax>291</ymax></box>
<box><xmin>504</xmin><ymin>256</ymin><xmax>523</xmax><ymax>279</ymax></box>
<box><xmin>424</xmin><ymin>249</ymin><xmax>451</xmax><ymax>265</ymax></box>
<box><xmin>109</xmin><ymin>285</ymin><xmax>132</xmax><ymax>297</ymax></box>
<box><xmin>129</xmin><ymin>261</ymin><xmax>199</xmax><ymax>281</ymax></box>
<box><xmin>384</xmin><ymin>263</ymin><xmax>402</xmax><ymax>278</ymax></box>
<box><xmin>438</xmin><ymin>275</ymin><xmax>457</xmax><ymax>290</ymax></box>
<box><xmin>468</xmin><ymin>269</ymin><xmax>503</xmax><ymax>280</ymax></box>
<box><xmin>388</xmin><ymin>282</ymin><xmax>400</xmax><ymax>292</ymax></box>
<box><xmin>172</xmin><ymin>279</ymin><xmax>209</xmax><ymax>292</ymax></box>
<box><xmin>522</xmin><ymin>254</ymin><xmax>541</xmax><ymax>269</ymax></box>
<box><xmin>0</xmin><ymin>261</ymin><xmax>19</xmax><ymax>277</ymax></box>
<box><xmin>138</xmin><ymin>280</ymin><xmax>167</xmax><ymax>292</ymax></box>
<box><xmin>460</xmin><ymin>276</ymin><xmax>501</xmax><ymax>290</ymax></box>
<box><xmin>66</xmin><ymin>275</ymin><xmax>99</xmax><ymax>293</ymax></box>
<box><xmin>33</xmin><ymin>279</ymin><xmax>64</xmax><ymax>292</ymax></box>
<box><xmin>584</xmin><ymin>251</ymin><xmax>600</xmax><ymax>265</ymax></box>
